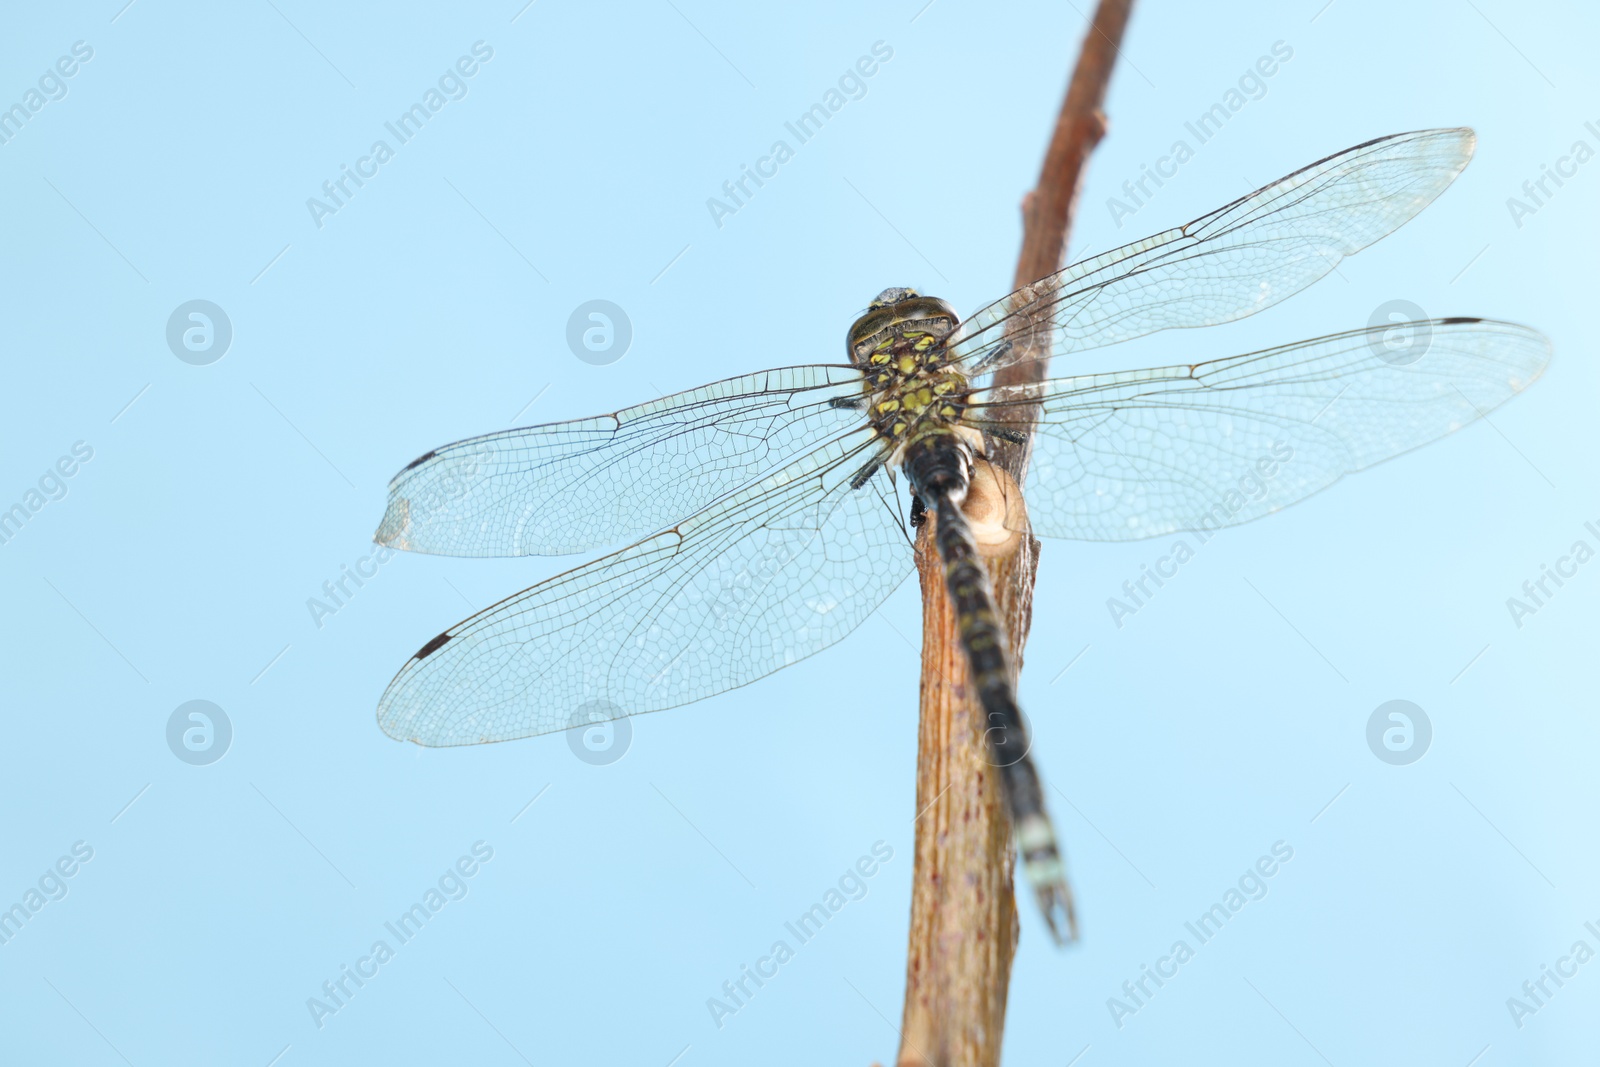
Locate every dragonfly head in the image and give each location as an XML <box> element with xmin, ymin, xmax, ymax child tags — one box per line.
<box><xmin>868</xmin><ymin>286</ymin><xmax>920</xmax><ymax>309</ymax></box>
<box><xmin>847</xmin><ymin>289</ymin><xmax>961</xmax><ymax>366</ymax></box>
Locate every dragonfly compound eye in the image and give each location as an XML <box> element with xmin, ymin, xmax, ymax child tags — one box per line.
<box><xmin>845</xmin><ymin>294</ymin><xmax>962</xmax><ymax>364</ymax></box>
<box><xmin>870</xmin><ymin>286</ymin><xmax>924</xmax><ymax>308</ymax></box>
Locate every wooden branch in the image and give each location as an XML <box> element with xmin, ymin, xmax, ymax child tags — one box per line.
<box><xmin>896</xmin><ymin>3</ymin><xmax>1133</xmax><ymax>1064</ymax></box>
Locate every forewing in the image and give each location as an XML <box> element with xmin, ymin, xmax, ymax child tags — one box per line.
<box><xmin>947</xmin><ymin>128</ymin><xmax>1477</xmax><ymax>372</ymax></box>
<box><xmin>376</xmin><ymin>364</ymin><xmax>867</xmax><ymax>556</ymax></box>
<box><xmin>377</xmin><ymin>429</ymin><xmax>912</xmax><ymax>746</ymax></box>
<box><xmin>966</xmin><ymin>319</ymin><xmax>1550</xmax><ymax>542</ymax></box>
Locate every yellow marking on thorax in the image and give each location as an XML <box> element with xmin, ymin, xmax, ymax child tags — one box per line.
<box><xmin>855</xmin><ymin>321</ymin><xmax>975</xmax><ymax>457</ymax></box>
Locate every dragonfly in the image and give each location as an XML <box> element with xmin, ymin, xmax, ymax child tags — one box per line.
<box><xmin>374</xmin><ymin>128</ymin><xmax>1548</xmax><ymax>942</ymax></box>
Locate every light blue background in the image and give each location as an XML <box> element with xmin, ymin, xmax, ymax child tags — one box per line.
<box><xmin>2</xmin><ymin>1</ymin><xmax>1595</xmax><ymax>1064</ymax></box>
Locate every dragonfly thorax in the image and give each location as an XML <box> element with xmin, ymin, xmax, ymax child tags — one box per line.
<box><xmin>846</xmin><ymin>288</ymin><xmax>970</xmax><ymax>446</ymax></box>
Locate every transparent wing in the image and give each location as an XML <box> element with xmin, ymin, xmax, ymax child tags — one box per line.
<box><xmin>376</xmin><ymin>364</ymin><xmax>867</xmax><ymax>557</ymax></box>
<box><xmin>377</xmin><ymin>429</ymin><xmax>912</xmax><ymax>746</ymax></box>
<box><xmin>946</xmin><ymin>128</ymin><xmax>1477</xmax><ymax>373</ymax></box>
<box><xmin>966</xmin><ymin>319</ymin><xmax>1550</xmax><ymax>542</ymax></box>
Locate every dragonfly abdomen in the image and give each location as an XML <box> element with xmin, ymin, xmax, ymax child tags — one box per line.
<box><xmin>901</xmin><ymin>430</ymin><xmax>1078</xmax><ymax>942</ymax></box>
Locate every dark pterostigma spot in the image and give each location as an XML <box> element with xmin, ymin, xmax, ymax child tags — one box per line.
<box><xmin>403</xmin><ymin>449</ymin><xmax>438</xmax><ymax>473</ymax></box>
<box><xmin>1439</xmin><ymin>316</ymin><xmax>1482</xmax><ymax>325</ymax></box>
<box><xmin>415</xmin><ymin>631</ymin><xmax>453</xmax><ymax>659</ymax></box>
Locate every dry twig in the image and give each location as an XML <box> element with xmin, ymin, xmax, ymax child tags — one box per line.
<box><xmin>896</xmin><ymin>3</ymin><xmax>1134</xmax><ymax>1064</ymax></box>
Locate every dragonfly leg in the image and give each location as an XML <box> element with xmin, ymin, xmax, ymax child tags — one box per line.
<box><xmin>966</xmin><ymin>339</ymin><xmax>1013</xmax><ymax>375</ymax></box>
<box><xmin>983</xmin><ymin>425</ymin><xmax>1028</xmax><ymax>445</ymax></box>
<box><xmin>849</xmin><ymin>455</ymin><xmax>884</xmax><ymax>490</ymax></box>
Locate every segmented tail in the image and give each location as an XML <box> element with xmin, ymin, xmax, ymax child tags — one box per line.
<box><xmin>904</xmin><ymin>432</ymin><xmax>1077</xmax><ymax>943</ymax></box>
